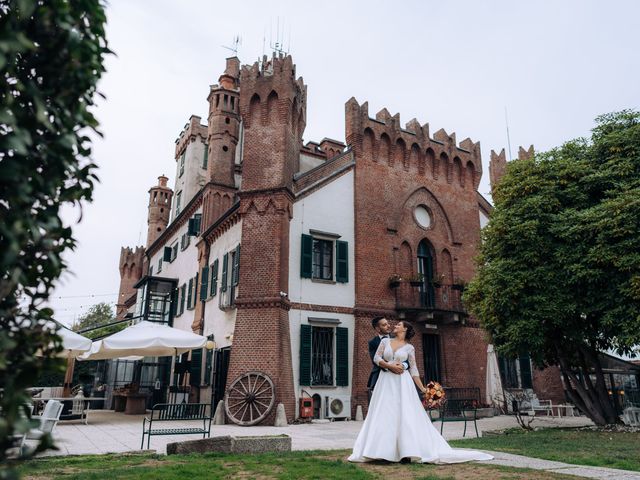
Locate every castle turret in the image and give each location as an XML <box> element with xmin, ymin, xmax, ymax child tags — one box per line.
<box><xmin>116</xmin><ymin>246</ymin><xmax>145</xmax><ymax>317</ymax></box>
<box><xmin>147</xmin><ymin>175</ymin><xmax>173</xmax><ymax>247</ymax></box>
<box><xmin>200</xmin><ymin>57</ymin><xmax>242</xmax><ymax>231</ymax></box>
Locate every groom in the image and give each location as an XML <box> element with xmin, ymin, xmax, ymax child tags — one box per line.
<box><xmin>367</xmin><ymin>316</ymin><xmax>408</xmax><ymax>402</ymax></box>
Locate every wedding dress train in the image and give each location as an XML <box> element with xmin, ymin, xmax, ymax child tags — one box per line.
<box><xmin>348</xmin><ymin>338</ymin><xmax>493</xmax><ymax>464</ymax></box>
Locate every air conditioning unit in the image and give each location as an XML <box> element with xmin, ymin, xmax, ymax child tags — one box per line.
<box><xmin>325</xmin><ymin>395</ymin><xmax>351</xmax><ymax>420</ymax></box>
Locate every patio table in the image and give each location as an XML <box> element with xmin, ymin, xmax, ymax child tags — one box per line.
<box><xmin>36</xmin><ymin>397</ymin><xmax>105</xmax><ymax>425</ymax></box>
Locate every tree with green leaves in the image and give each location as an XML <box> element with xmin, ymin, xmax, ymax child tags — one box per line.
<box><xmin>72</xmin><ymin>302</ymin><xmax>124</xmax><ymax>339</ymax></box>
<box><xmin>465</xmin><ymin>110</ymin><xmax>640</xmax><ymax>426</ymax></box>
<box><xmin>0</xmin><ymin>0</ymin><xmax>109</xmax><ymax>471</ymax></box>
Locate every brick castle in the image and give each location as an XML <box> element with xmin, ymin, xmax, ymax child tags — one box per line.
<box><xmin>115</xmin><ymin>54</ymin><xmax>565</xmax><ymax>423</ymax></box>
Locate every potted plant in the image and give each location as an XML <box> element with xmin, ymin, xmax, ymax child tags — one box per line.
<box><xmin>452</xmin><ymin>276</ymin><xmax>467</xmax><ymax>291</ymax></box>
<box><xmin>408</xmin><ymin>273</ymin><xmax>424</xmax><ymax>287</ymax></box>
<box><xmin>388</xmin><ymin>274</ymin><xmax>402</xmax><ymax>288</ymax></box>
<box><xmin>431</xmin><ymin>274</ymin><xmax>444</xmax><ymax>288</ymax></box>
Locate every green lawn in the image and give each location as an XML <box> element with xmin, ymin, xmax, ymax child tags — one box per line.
<box><xmin>451</xmin><ymin>428</ymin><xmax>640</xmax><ymax>472</ymax></box>
<box><xmin>17</xmin><ymin>450</ymin><xmax>577</xmax><ymax>480</ymax></box>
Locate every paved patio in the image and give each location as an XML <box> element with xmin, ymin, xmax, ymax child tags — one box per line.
<box><xmin>44</xmin><ymin>410</ymin><xmax>594</xmax><ymax>456</ymax></box>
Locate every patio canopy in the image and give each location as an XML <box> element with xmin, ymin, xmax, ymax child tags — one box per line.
<box><xmin>43</xmin><ymin>321</ymin><xmax>92</xmax><ymax>357</ymax></box>
<box><xmin>77</xmin><ymin>321</ymin><xmax>209</xmax><ymax>360</ymax></box>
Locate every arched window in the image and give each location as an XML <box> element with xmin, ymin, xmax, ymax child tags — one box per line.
<box><xmin>417</xmin><ymin>240</ymin><xmax>436</xmax><ymax>308</ymax></box>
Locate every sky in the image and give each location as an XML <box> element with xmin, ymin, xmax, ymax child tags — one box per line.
<box><xmin>49</xmin><ymin>0</ymin><xmax>640</xmax><ymax>327</ymax></box>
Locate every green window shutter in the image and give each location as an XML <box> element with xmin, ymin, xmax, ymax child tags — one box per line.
<box><xmin>204</xmin><ymin>348</ymin><xmax>213</xmax><ymax>385</ymax></box>
<box><xmin>336</xmin><ymin>240</ymin><xmax>348</xmax><ymax>283</ymax></box>
<box><xmin>200</xmin><ymin>266</ymin><xmax>209</xmax><ymax>301</ymax></box>
<box><xmin>179</xmin><ymin>284</ymin><xmax>186</xmax><ymax>314</ymax></box>
<box><xmin>194</xmin><ymin>273</ymin><xmax>199</xmax><ymax>304</ymax></box>
<box><xmin>170</xmin><ymin>287</ymin><xmax>178</xmax><ymax>319</ymax></box>
<box><xmin>336</xmin><ymin>327</ymin><xmax>349</xmax><ymax>386</ymax></box>
<box><xmin>221</xmin><ymin>253</ymin><xmax>229</xmax><ymax>292</ymax></box>
<box><xmin>190</xmin><ymin>348</ymin><xmax>203</xmax><ymax>386</ymax></box>
<box><xmin>163</xmin><ymin>246</ymin><xmax>172</xmax><ymax>262</ymax></box>
<box><xmin>187</xmin><ymin>278</ymin><xmax>193</xmax><ymax>309</ymax></box>
<box><xmin>203</xmin><ymin>144</ymin><xmax>208</xmax><ymax>169</ymax></box>
<box><xmin>210</xmin><ymin>259</ymin><xmax>218</xmax><ymax>297</ymax></box>
<box><xmin>300</xmin><ymin>234</ymin><xmax>313</xmax><ymax>278</ymax></box>
<box><xmin>232</xmin><ymin>245</ymin><xmax>241</xmax><ymax>286</ymax></box>
<box><xmin>519</xmin><ymin>354</ymin><xmax>533</xmax><ymax>389</ymax></box>
<box><xmin>299</xmin><ymin>324</ymin><xmax>312</xmax><ymax>386</ymax></box>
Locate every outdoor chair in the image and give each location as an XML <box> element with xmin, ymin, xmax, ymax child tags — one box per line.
<box><xmin>523</xmin><ymin>398</ymin><xmax>553</xmax><ymax>416</ymax></box>
<box><xmin>21</xmin><ymin>399</ymin><xmax>63</xmax><ymax>454</ymax></box>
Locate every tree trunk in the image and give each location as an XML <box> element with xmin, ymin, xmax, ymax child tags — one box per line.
<box><xmin>555</xmin><ymin>346</ymin><xmax>616</xmax><ymax>425</ymax></box>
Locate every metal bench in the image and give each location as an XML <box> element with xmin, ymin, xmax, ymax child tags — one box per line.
<box><xmin>435</xmin><ymin>387</ymin><xmax>480</xmax><ymax>438</ymax></box>
<box><xmin>141</xmin><ymin>403</ymin><xmax>212</xmax><ymax>449</ymax></box>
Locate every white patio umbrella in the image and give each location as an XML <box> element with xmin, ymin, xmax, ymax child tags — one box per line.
<box><xmin>78</xmin><ymin>321</ymin><xmax>210</xmax><ymax>360</ymax></box>
<box><xmin>485</xmin><ymin>344</ymin><xmax>504</xmax><ymax>408</ymax></box>
<box><xmin>42</xmin><ymin>321</ymin><xmax>92</xmax><ymax>357</ymax></box>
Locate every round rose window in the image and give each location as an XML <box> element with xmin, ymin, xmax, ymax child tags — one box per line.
<box><xmin>414</xmin><ymin>205</ymin><xmax>432</xmax><ymax>229</ymax></box>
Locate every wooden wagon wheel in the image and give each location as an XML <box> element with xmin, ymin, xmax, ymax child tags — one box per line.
<box><xmin>224</xmin><ymin>371</ymin><xmax>275</xmax><ymax>426</ymax></box>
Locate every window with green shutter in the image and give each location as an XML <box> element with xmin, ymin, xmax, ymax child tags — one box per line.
<box><xmin>210</xmin><ymin>259</ymin><xmax>218</xmax><ymax>297</ymax></box>
<box><xmin>299</xmin><ymin>324</ymin><xmax>312</xmax><ymax>386</ymax></box>
<box><xmin>336</xmin><ymin>327</ymin><xmax>349</xmax><ymax>386</ymax></box>
<box><xmin>170</xmin><ymin>287</ymin><xmax>178</xmax><ymax>321</ymax></box>
<box><xmin>336</xmin><ymin>240</ymin><xmax>348</xmax><ymax>283</ymax></box>
<box><xmin>300</xmin><ymin>234</ymin><xmax>313</xmax><ymax>278</ymax></box>
<box><xmin>193</xmin><ymin>272</ymin><xmax>199</xmax><ymax>305</ymax></box>
<box><xmin>187</xmin><ymin>278</ymin><xmax>193</xmax><ymax>309</ymax></box>
<box><xmin>200</xmin><ymin>266</ymin><xmax>209</xmax><ymax>301</ymax></box>
<box><xmin>179</xmin><ymin>284</ymin><xmax>186</xmax><ymax>315</ymax></box>
<box><xmin>163</xmin><ymin>246</ymin><xmax>172</xmax><ymax>262</ymax></box>
<box><xmin>204</xmin><ymin>347</ymin><xmax>213</xmax><ymax>386</ymax></box>
<box><xmin>221</xmin><ymin>253</ymin><xmax>229</xmax><ymax>292</ymax></box>
<box><xmin>190</xmin><ymin>348</ymin><xmax>203</xmax><ymax>387</ymax></box>
<box><xmin>232</xmin><ymin>245</ymin><xmax>240</xmax><ymax>286</ymax></box>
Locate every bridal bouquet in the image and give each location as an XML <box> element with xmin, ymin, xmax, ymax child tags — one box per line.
<box><xmin>422</xmin><ymin>381</ymin><xmax>445</xmax><ymax>410</ymax></box>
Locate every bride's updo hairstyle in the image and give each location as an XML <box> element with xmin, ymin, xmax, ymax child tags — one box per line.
<box><xmin>401</xmin><ymin>321</ymin><xmax>416</xmax><ymax>341</ymax></box>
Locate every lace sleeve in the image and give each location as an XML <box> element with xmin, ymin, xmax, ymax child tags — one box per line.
<box><xmin>408</xmin><ymin>345</ymin><xmax>420</xmax><ymax>377</ymax></box>
<box><xmin>373</xmin><ymin>338</ymin><xmax>387</xmax><ymax>366</ymax></box>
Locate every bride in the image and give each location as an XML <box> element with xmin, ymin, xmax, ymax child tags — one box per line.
<box><xmin>348</xmin><ymin>320</ymin><xmax>493</xmax><ymax>464</ymax></box>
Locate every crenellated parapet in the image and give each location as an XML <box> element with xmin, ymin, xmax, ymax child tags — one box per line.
<box><xmin>238</xmin><ymin>53</ymin><xmax>308</xmax><ymax>192</ymax></box>
<box><xmin>239</xmin><ymin>53</ymin><xmax>307</xmax><ymax>133</ymax></box>
<box><xmin>174</xmin><ymin>115</ymin><xmax>208</xmax><ymax>159</ymax></box>
<box><xmin>345</xmin><ymin>97</ymin><xmax>482</xmax><ymax>190</ymax></box>
<box><xmin>489</xmin><ymin>145</ymin><xmax>535</xmax><ymax>192</ymax></box>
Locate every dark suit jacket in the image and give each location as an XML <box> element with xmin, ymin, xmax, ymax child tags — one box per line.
<box><xmin>367</xmin><ymin>336</ymin><xmax>384</xmax><ymax>390</ymax></box>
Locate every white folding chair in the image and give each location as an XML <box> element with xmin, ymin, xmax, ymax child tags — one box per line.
<box><xmin>21</xmin><ymin>399</ymin><xmax>63</xmax><ymax>453</ymax></box>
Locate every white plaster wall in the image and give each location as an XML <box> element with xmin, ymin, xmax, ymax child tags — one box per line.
<box><xmin>289</xmin><ymin>309</ymin><xmax>355</xmax><ymax>418</ymax></box>
<box><xmin>201</xmin><ymin>220</ymin><xmax>243</xmax><ymax>349</ymax></box>
<box><xmin>479</xmin><ymin>209</ymin><xmax>490</xmax><ymax>229</ymax></box>
<box><xmin>299</xmin><ymin>153</ymin><xmax>325</xmax><ymax>174</ymax></box>
<box><xmin>288</xmin><ymin>170</ymin><xmax>355</xmax><ymax>307</ymax></box>
<box><xmin>172</xmin><ymin>138</ymin><xmax>207</xmax><ymax>222</ymax></box>
<box><xmin>147</xmin><ymin>206</ymin><xmax>202</xmax><ymax>332</ymax></box>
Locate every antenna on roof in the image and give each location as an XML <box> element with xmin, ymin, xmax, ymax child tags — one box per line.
<box><xmin>269</xmin><ymin>16</ymin><xmax>288</xmax><ymax>55</ymax></box>
<box><xmin>222</xmin><ymin>35</ymin><xmax>242</xmax><ymax>56</ymax></box>
<box><xmin>504</xmin><ymin>106</ymin><xmax>513</xmax><ymax>161</ymax></box>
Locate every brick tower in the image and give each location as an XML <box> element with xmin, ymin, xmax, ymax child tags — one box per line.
<box><xmin>201</xmin><ymin>57</ymin><xmax>241</xmax><ymax>231</ymax></box>
<box><xmin>116</xmin><ymin>246</ymin><xmax>145</xmax><ymax>317</ymax></box>
<box><xmin>147</xmin><ymin>175</ymin><xmax>173</xmax><ymax>247</ymax></box>
<box><xmin>225</xmin><ymin>54</ymin><xmax>307</xmax><ymax>423</ymax></box>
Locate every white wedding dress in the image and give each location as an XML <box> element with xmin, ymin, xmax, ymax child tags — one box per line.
<box><xmin>348</xmin><ymin>338</ymin><xmax>493</xmax><ymax>463</ymax></box>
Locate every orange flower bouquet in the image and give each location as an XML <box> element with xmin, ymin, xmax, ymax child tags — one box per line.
<box><xmin>422</xmin><ymin>381</ymin><xmax>445</xmax><ymax>410</ymax></box>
